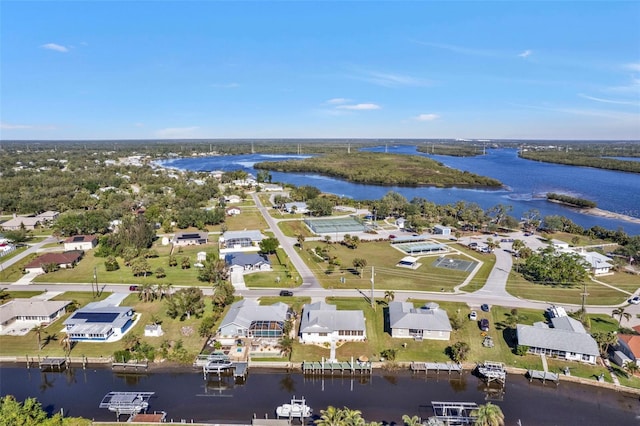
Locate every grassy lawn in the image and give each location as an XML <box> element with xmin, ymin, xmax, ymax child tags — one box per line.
<box><xmin>278</xmin><ymin>220</ymin><xmax>314</xmax><ymax>238</ymax></box>
<box><xmin>299</xmin><ymin>240</ymin><xmax>477</xmax><ymax>292</ymax></box>
<box><xmin>506</xmin><ymin>271</ymin><xmax>629</xmax><ymax>305</ymax></box>
<box><xmin>259</xmin><ymin>296</ymin><xmax>311</xmax><ymax>313</ymax></box>
<box><xmin>244</xmin><ymin>249</ymin><xmax>302</xmax><ymax>288</ymax></box>
<box><xmin>2</xmin><ymin>290</ymin><xmax>45</xmax><ymax>299</ymax></box>
<box><xmin>224</xmin><ymin>208</ymin><xmax>267</xmax><ymax>231</ymax></box>
<box><xmin>596</xmin><ymin>272</ymin><xmax>640</xmax><ymax>295</ymax></box>
<box><xmin>0</xmin><ymin>291</ymin><xmax>214</xmax><ymax>361</ymax></box>
<box><xmin>0</xmin><ymin>253</ymin><xmax>38</xmax><ymax>282</ymax></box>
<box><xmin>33</xmin><ymin>244</ymin><xmax>221</xmax><ymax>286</ymax></box>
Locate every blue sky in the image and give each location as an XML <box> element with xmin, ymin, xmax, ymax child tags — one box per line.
<box><xmin>1</xmin><ymin>1</ymin><xmax>639</xmax><ymax>140</ymax></box>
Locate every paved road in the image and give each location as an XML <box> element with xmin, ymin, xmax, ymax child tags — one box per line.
<box><xmin>0</xmin><ymin>236</ymin><xmax>58</xmax><ymax>272</ymax></box>
<box><xmin>251</xmin><ymin>192</ymin><xmax>321</xmax><ymax>289</ymax></box>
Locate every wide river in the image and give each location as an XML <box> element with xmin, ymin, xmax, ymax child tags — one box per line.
<box><xmin>158</xmin><ymin>146</ymin><xmax>640</xmax><ymax>235</ymax></box>
<box><xmin>1</xmin><ymin>365</ymin><xmax>638</xmax><ymax>425</ymax></box>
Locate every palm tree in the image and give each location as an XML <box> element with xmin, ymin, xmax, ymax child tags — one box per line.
<box><xmin>384</xmin><ymin>290</ymin><xmax>395</xmax><ymax>304</ymax></box>
<box><xmin>612</xmin><ymin>307</ymin><xmax>631</xmax><ymax>326</ymax></box>
<box><xmin>624</xmin><ymin>362</ymin><xmax>640</xmax><ymax>377</ymax></box>
<box><xmin>471</xmin><ymin>402</ymin><xmax>505</xmax><ymax>426</ymax></box>
<box><xmin>315</xmin><ymin>406</ymin><xmax>345</xmax><ymax>426</ymax></box>
<box><xmin>402</xmin><ymin>414</ymin><xmax>422</xmax><ymax>426</ymax></box>
<box><xmin>342</xmin><ymin>407</ymin><xmax>365</xmax><ymax>426</ymax></box>
<box><xmin>33</xmin><ymin>325</ymin><xmax>45</xmax><ymax>351</ymax></box>
<box><xmin>60</xmin><ymin>334</ymin><xmax>72</xmax><ymax>357</ymax></box>
<box><xmin>276</xmin><ymin>336</ymin><xmax>294</xmax><ymax>361</ymax></box>
<box><xmin>296</xmin><ymin>233</ymin><xmax>305</xmax><ymax>250</ymax></box>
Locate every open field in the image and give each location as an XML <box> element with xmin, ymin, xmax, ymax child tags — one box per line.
<box><xmin>506</xmin><ymin>271</ymin><xmax>631</xmax><ymax>305</ymax></box>
<box><xmin>277</xmin><ymin>220</ymin><xmax>315</xmax><ymax>238</ymax></box>
<box><xmin>223</xmin><ymin>208</ymin><xmax>268</xmax><ymax>231</ymax></box>
<box><xmin>300</xmin><ymin>239</ymin><xmax>480</xmax><ymax>292</ymax></box>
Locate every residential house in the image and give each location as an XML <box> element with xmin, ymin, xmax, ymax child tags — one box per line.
<box><xmin>225</xmin><ymin>252</ymin><xmax>271</xmax><ymax>273</ymax></box>
<box><xmin>36</xmin><ymin>211</ymin><xmax>60</xmax><ymax>223</ymax></box>
<box><xmin>172</xmin><ymin>232</ymin><xmax>208</xmax><ymax>246</ymax></box>
<box><xmin>259</xmin><ymin>183</ymin><xmax>284</xmax><ymax>192</ymax></box>
<box><xmin>224</xmin><ymin>195</ymin><xmax>242</xmax><ymax>204</ymax></box>
<box><xmin>388</xmin><ymin>301</ymin><xmax>452</xmax><ymax>340</ymax></box>
<box><xmin>226</xmin><ymin>207</ymin><xmax>242</xmax><ymax>216</ymax></box>
<box><xmin>24</xmin><ymin>251</ymin><xmax>84</xmax><ymax>274</ymax></box>
<box><xmin>0</xmin><ymin>300</ymin><xmax>70</xmax><ymax>333</ymax></box>
<box><xmin>616</xmin><ymin>328</ymin><xmax>640</xmax><ymax>367</ymax></box>
<box><xmin>577</xmin><ymin>251</ymin><xmax>614</xmax><ymax>275</ymax></box>
<box><xmin>63</xmin><ymin>302</ymin><xmax>135</xmax><ymax>342</ymax></box>
<box><xmin>396</xmin><ymin>217</ymin><xmax>406</xmax><ymax>229</ymax></box>
<box><xmin>433</xmin><ymin>225</ymin><xmax>452</xmax><ymax>236</ymax></box>
<box><xmin>516</xmin><ymin>314</ymin><xmax>599</xmax><ymax>364</ymax></box>
<box><xmin>63</xmin><ymin>235</ymin><xmax>98</xmax><ymax>251</ymax></box>
<box><xmin>218</xmin><ymin>299</ymin><xmax>289</xmax><ymax>339</ymax></box>
<box><xmin>219</xmin><ymin>230</ymin><xmax>265</xmax><ymax>258</ymax></box>
<box><xmin>1</xmin><ymin>216</ymin><xmax>41</xmax><ymax>231</ymax></box>
<box><xmin>298</xmin><ymin>301</ymin><xmax>366</xmax><ymax>344</ymax></box>
<box><xmin>284</xmin><ymin>202</ymin><xmax>308</xmax><ymax>214</ymax></box>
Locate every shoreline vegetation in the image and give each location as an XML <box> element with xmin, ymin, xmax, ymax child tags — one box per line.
<box><xmin>520</xmin><ymin>149</ymin><xmax>640</xmax><ymax>174</ymax></box>
<box><xmin>415</xmin><ymin>144</ymin><xmax>484</xmax><ymax>157</ymax></box>
<box><xmin>254</xmin><ymin>152</ymin><xmax>502</xmax><ymax>187</ymax></box>
<box><xmin>546</xmin><ymin>192</ymin><xmax>597</xmax><ymax>208</ymax></box>
<box><xmin>545</xmin><ymin>197</ymin><xmax>640</xmax><ymax>224</ymax></box>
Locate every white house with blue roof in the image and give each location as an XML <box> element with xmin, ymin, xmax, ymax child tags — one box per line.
<box><xmin>63</xmin><ymin>302</ymin><xmax>135</xmax><ymax>342</ymax></box>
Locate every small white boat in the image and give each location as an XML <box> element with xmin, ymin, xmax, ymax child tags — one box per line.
<box><xmin>276</xmin><ymin>396</ymin><xmax>312</xmax><ymax>418</ymax></box>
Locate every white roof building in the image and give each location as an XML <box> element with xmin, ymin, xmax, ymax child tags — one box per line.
<box><xmin>388</xmin><ymin>301</ymin><xmax>452</xmax><ymax>340</ymax></box>
<box><xmin>299</xmin><ymin>301</ymin><xmax>366</xmax><ymax>344</ymax></box>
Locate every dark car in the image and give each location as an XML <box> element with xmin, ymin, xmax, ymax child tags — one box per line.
<box><xmin>279</xmin><ymin>290</ymin><xmax>293</xmax><ymax>297</ymax></box>
<box><xmin>479</xmin><ymin>318</ymin><xmax>490</xmax><ymax>332</ymax></box>
<box><xmin>481</xmin><ymin>303</ymin><xmax>490</xmax><ymax>312</ymax></box>
<box><xmin>129</xmin><ymin>285</ymin><xmax>140</xmax><ymax>291</ymax></box>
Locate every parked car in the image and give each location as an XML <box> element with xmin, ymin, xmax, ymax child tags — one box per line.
<box><xmin>279</xmin><ymin>290</ymin><xmax>293</xmax><ymax>297</ymax></box>
<box><xmin>389</xmin><ymin>234</ymin><xmax>397</xmax><ymax>239</ymax></box>
<box><xmin>480</xmin><ymin>318</ymin><xmax>490</xmax><ymax>332</ymax></box>
<box><xmin>129</xmin><ymin>285</ymin><xmax>139</xmax><ymax>291</ymax></box>
<box><xmin>481</xmin><ymin>304</ymin><xmax>490</xmax><ymax>312</ymax></box>
<box><xmin>630</xmin><ymin>296</ymin><xmax>640</xmax><ymax>305</ymax></box>
<box><xmin>469</xmin><ymin>311</ymin><xmax>478</xmax><ymax>321</ymax></box>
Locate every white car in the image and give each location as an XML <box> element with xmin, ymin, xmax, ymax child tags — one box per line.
<box><xmin>629</xmin><ymin>296</ymin><xmax>640</xmax><ymax>305</ymax></box>
<box><xmin>469</xmin><ymin>311</ymin><xmax>478</xmax><ymax>321</ymax></box>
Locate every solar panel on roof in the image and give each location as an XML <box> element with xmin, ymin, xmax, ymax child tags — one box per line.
<box><xmin>72</xmin><ymin>312</ymin><xmax>119</xmax><ymax>323</ymax></box>
<box><xmin>72</xmin><ymin>236</ymin><xmax>84</xmax><ymax>242</ymax></box>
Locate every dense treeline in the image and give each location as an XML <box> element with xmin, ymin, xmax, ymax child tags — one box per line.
<box><xmin>415</xmin><ymin>143</ymin><xmax>484</xmax><ymax>156</ymax></box>
<box><xmin>255</xmin><ymin>152</ymin><xmax>502</xmax><ymax>187</ymax></box>
<box><xmin>547</xmin><ymin>193</ymin><xmax>597</xmax><ymax>208</ymax></box>
<box><xmin>520</xmin><ymin>148</ymin><xmax>640</xmax><ymax>174</ymax></box>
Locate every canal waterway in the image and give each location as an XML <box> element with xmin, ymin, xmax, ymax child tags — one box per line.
<box><xmin>157</xmin><ymin>146</ymin><xmax>640</xmax><ymax>235</ymax></box>
<box><xmin>0</xmin><ymin>366</ymin><xmax>638</xmax><ymax>425</ymax></box>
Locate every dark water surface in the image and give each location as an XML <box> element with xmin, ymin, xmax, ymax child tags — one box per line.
<box><xmin>157</xmin><ymin>147</ymin><xmax>640</xmax><ymax>235</ymax></box>
<box><xmin>1</xmin><ymin>366</ymin><xmax>638</xmax><ymax>425</ymax></box>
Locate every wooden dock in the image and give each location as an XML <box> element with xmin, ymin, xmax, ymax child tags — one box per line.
<box><xmin>302</xmin><ymin>358</ymin><xmax>372</xmax><ymax>375</ymax></box>
<box><xmin>202</xmin><ymin>361</ymin><xmax>248</xmax><ymax>380</ymax></box>
<box><xmin>39</xmin><ymin>357</ymin><xmax>67</xmax><ymax>371</ymax></box>
<box><xmin>411</xmin><ymin>361</ymin><xmax>463</xmax><ymax>375</ymax></box>
<box><xmin>527</xmin><ymin>369</ymin><xmax>559</xmax><ymax>384</ymax></box>
<box><xmin>112</xmin><ymin>360</ymin><xmax>148</xmax><ymax>370</ymax></box>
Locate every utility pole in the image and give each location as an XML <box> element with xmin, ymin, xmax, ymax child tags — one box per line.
<box><xmin>370</xmin><ymin>266</ymin><xmax>375</xmax><ymax>309</ymax></box>
<box><xmin>580</xmin><ymin>282</ymin><xmax>589</xmax><ymax>321</ymax></box>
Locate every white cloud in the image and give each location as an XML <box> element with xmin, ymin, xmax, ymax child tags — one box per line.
<box><xmin>211</xmin><ymin>82</ymin><xmax>240</xmax><ymax>88</ymax></box>
<box><xmin>41</xmin><ymin>43</ymin><xmax>69</xmax><ymax>53</ymax></box>
<box><xmin>326</xmin><ymin>98</ymin><xmax>350</xmax><ymax>105</ymax></box>
<box><xmin>414</xmin><ymin>113</ymin><xmax>440</xmax><ymax>121</ymax></box>
<box><xmin>336</xmin><ymin>103</ymin><xmax>381</xmax><ymax>110</ymax></box>
<box><xmin>1</xmin><ymin>122</ymin><xmax>33</xmax><ymax>130</ymax></box>
<box><xmin>361</xmin><ymin>70</ymin><xmax>431</xmax><ymax>88</ymax></box>
<box><xmin>518</xmin><ymin>50</ymin><xmax>532</xmax><ymax>58</ymax></box>
<box><xmin>578</xmin><ymin>93</ymin><xmax>639</xmax><ymax>106</ymax></box>
<box><xmin>625</xmin><ymin>63</ymin><xmax>640</xmax><ymax>72</ymax></box>
<box><xmin>155</xmin><ymin>126</ymin><xmax>200</xmax><ymax>138</ymax></box>
<box><xmin>413</xmin><ymin>40</ymin><xmax>497</xmax><ymax>57</ymax></box>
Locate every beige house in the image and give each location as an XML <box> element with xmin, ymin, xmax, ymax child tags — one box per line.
<box><xmin>0</xmin><ymin>300</ymin><xmax>70</xmax><ymax>333</ymax></box>
<box><xmin>64</xmin><ymin>235</ymin><xmax>98</xmax><ymax>251</ymax></box>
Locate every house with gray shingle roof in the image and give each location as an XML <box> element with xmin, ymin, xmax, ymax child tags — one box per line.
<box><xmin>299</xmin><ymin>301</ymin><xmax>366</xmax><ymax>344</ymax></box>
<box><xmin>0</xmin><ymin>300</ymin><xmax>70</xmax><ymax>333</ymax></box>
<box><xmin>516</xmin><ymin>317</ymin><xmax>599</xmax><ymax>364</ymax></box>
<box><xmin>388</xmin><ymin>301</ymin><xmax>452</xmax><ymax>340</ymax></box>
<box><xmin>218</xmin><ymin>299</ymin><xmax>288</xmax><ymax>339</ymax></box>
